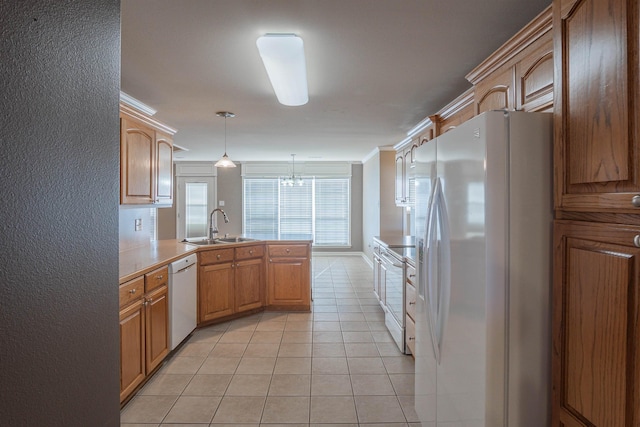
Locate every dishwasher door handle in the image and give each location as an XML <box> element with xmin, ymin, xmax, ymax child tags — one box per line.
<box><xmin>176</xmin><ymin>264</ymin><xmax>196</xmax><ymax>274</ymax></box>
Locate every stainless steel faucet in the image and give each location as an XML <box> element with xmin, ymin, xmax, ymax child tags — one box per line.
<box><xmin>209</xmin><ymin>208</ymin><xmax>230</xmax><ymax>239</ymax></box>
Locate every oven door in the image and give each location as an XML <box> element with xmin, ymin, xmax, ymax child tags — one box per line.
<box><xmin>380</xmin><ymin>249</ymin><xmax>406</xmax><ymax>353</ymax></box>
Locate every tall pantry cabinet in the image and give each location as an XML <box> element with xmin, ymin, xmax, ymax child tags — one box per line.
<box><xmin>551</xmin><ymin>0</ymin><xmax>640</xmax><ymax>426</ymax></box>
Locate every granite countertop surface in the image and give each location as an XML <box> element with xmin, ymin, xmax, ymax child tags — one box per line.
<box><xmin>119</xmin><ymin>238</ymin><xmax>312</xmax><ymax>284</ymax></box>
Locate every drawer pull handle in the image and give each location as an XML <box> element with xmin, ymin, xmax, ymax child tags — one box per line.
<box><xmin>409</xmin><ymin>274</ymin><xmax>416</xmax><ymax>278</ymax></box>
<box><xmin>156</xmin><ymin>275</ymin><xmax>163</xmax><ymax>280</ymax></box>
<box><xmin>408</xmin><ymin>337</ymin><xmax>415</xmax><ymax>341</ymax></box>
<box><xmin>634</xmin><ymin>235</ymin><xmax>640</xmax><ymax>248</ymax></box>
<box><xmin>409</xmin><ymin>301</ymin><xmax>415</xmax><ymax>305</ymax></box>
<box><xmin>129</xmin><ymin>289</ymin><xmax>136</xmax><ymax>294</ymax></box>
<box><xmin>633</xmin><ymin>195</ymin><xmax>640</xmax><ymax>207</ymax></box>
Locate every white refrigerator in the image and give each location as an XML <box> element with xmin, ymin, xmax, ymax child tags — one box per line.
<box><xmin>413</xmin><ymin>111</ymin><xmax>552</xmax><ymax>426</ymax></box>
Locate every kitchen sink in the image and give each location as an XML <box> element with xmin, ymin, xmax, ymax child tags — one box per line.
<box><xmin>215</xmin><ymin>237</ymin><xmax>258</xmax><ymax>243</ymax></box>
<box><xmin>181</xmin><ymin>239</ymin><xmax>224</xmax><ymax>246</ymax></box>
<box><xmin>182</xmin><ymin>237</ymin><xmax>258</xmax><ymax>245</ymax></box>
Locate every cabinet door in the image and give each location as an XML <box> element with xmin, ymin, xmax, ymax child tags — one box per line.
<box><xmin>515</xmin><ymin>32</ymin><xmax>554</xmax><ymax>112</ymax></box>
<box><xmin>120</xmin><ymin>117</ymin><xmax>155</xmax><ymax>204</ymax></box>
<box><xmin>395</xmin><ymin>153</ymin><xmax>405</xmax><ymax>205</ymax></box>
<box><xmin>120</xmin><ymin>299</ymin><xmax>145</xmax><ymax>402</ymax></box>
<box><xmin>145</xmin><ymin>285</ymin><xmax>169</xmax><ymax>374</ymax></box>
<box><xmin>267</xmin><ymin>257</ymin><xmax>310</xmax><ymax>309</ymax></box>
<box><xmin>552</xmin><ymin>221</ymin><xmax>640</xmax><ymax>426</ymax></box>
<box><xmin>474</xmin><ymin>66</ymin><xmax>514</xmax><ymax>114</ymax></box>
<box><xmin>554</xmin><ymin>0</ymin><xmax>640</xmax><ymax>212</ymax></box>
<box><xmin>405</xmin><ymin>145</ymin><xmax>417</xmax><ymax>205</ymax></box>
<box><xmin>155</xmin><ymin>132</ymin><xmax>173</xmax><ymax>205</ymax></box>
<box><xmin>199</xmin><ymin>263</ymin><xmax>234</xmax><ymax>323</ymax></box>
<box><xmin>235</xmin><ymin>258</ymin><xmax>263</xmax><ymax>313</ymax></box>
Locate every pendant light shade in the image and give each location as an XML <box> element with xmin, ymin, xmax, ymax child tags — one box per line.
<box><xmin>215</xmin><ymin>111</ymin><xmax>236</xmax><ymax>168</ymax></box>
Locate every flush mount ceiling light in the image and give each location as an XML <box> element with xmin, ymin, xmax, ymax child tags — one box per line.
<box><xmin>214</xmin><ymin>111</ymin><xmax>236</xmax><ymax>168</ymax></box>
<box><xmin>256</xmin><ymin>34</ymin><xmax>309</xmax><ymax>106</ymax></box>
<box><xmin>282</xmin><ymin>154</ymin><xmax>304</xmax><ymax>186</ymax></box>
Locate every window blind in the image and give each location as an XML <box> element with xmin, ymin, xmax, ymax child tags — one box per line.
<box><xmin>243</xmin><ymin>177</ymin><xmax>350</xmax><ymax>246</ymax></box>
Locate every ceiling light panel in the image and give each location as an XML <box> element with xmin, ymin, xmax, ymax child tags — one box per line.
<box><xmin>256</xmin><ymin>34</ymin><xmax>309</xmax><ymax>106</ymax></box>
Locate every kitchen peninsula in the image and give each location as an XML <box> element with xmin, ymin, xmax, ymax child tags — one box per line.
<box><xmin>118</xmin><ymin>237</ymin><xmax>312</xmax><ymax>404</ymax></box>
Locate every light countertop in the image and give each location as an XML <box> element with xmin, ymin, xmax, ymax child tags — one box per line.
<box><xmin>119</xmin><ymin>238</ymin><xmax>313</xmax><ymax>284</ymax></box>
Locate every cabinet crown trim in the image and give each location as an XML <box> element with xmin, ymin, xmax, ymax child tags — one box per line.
<box><xmin>120</xmin><ymin>103</ymin><xmax>177</xmax><ymax>136</ymax></box>
<box><xmin>465</xmin><ymin>5</ymin><xmax>552</xmax><ymax>84</ymax></box>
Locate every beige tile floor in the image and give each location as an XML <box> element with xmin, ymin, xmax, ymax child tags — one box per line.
<box><xmin>121</xmin><ymin>255</ymin><xmax>419</xmax><ymax>426</ymax></box>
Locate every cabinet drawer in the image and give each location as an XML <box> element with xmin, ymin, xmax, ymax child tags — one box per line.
<box><xmin>145</xmin><ymin>266</ymin><xmax>168</xmax><ymax>293</ymax></box>
<box><xmin>406</xmin><ymin>264</ymin><xmax>416</xmax><ymax>286</ymax></box>
<box><xmin>406</xmin><ymin>315</ymin><xmax>416</xmax><ymax>355</ymax></box>
<box><xmin>199</xmin><ymin>248</ymin><xmax>235</xmax><ymax>266</ymax></box>
<box><xmin>406</xmin><ymin>282</ymin><xmax>416</xmax><ymax>320</ymax></box>
<box><xmin>236</xmin><ymin>244</ymin><xmax>265</xmax><ymax>261</ymax></box>
<box><xmin>119</xmin><ymin>276</ymin><xmax>144</xmax><ymax>308</ymax></box>
<box><xmin>268</xmin><ymin>244</ymin><xmax>308</xmax><ymax>257</ymax></box>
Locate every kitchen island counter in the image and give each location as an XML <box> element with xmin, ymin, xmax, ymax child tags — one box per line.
<box><xmin>119</xmin><ymin>238</ymin><xmax>313</xmax><ymax>284</ymax></box>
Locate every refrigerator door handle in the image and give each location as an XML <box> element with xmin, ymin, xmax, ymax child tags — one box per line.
<box><xmin>426</xmin><ymin>178</ymin><xmax>441</xmax><ymax>364</ymax></box>
<box><xmin>434</xmin><ymin>179</ymin><xmax>451</xmax><ymax>363</ymax></box>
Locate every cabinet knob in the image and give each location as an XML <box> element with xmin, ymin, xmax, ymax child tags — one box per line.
<box><xmin>632</xmin><ymin>195</ymin><xmax>640</xmax><ymax>207</ymax></box>
<box><xmin>249</xmin><ymin>250</ymin><xmax>253</xmax><ymax>255</ymax></box>
<box><xmin>216</xmin><ymin>254</ymin><xmax>221</xmax><ymax>259</ymax></box>
<box><xmin>286</xmin><ymin>248</ymin><xmax>290</xmax><ymax>253</ymax></box>
<box><xmin>156</xmin><ymin>275</ymin><xmax>163</xmax><ymax>280</ymax></box>
<box><xmin>129</xmin><ymin>289</ymin><xmax>136</xmax><ymax>294</ymax></box>
<box><xmin>634</xmin><ymin>235</ymin><xmax>640</xmax><ymax>248</ymax></box>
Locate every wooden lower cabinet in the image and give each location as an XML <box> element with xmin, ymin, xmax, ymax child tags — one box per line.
<box><xmin>119</xmin><ymin>270</ymin><xmax>170</xmax><ymax>404</ymax></box>
<box><xmin>267</xmin><ymin>244</ymin><xmax>311</xmax><ymax>310</ymax></box>
<box><xmin>198</xmin><ymin>244</ymin><xmax>266</xmax><ymax>324</ymax></box>
<box><xmin>145</xmin><ymin>284</ymin><xmax>169</xmax><ymax>373</ymax></box>
<box><xmin>199</xmin><ymin>262</ymin><xmax>235</xmax><ymax>323</ymax></box>
<box><xmin>119</xmin><ymin>298</ymin><xmax>145</xmax><ymax>402</ymax></box>
<box><xmin>552</xmin><ymin>220</ymin><xmax>640</xmax><ymax>426</ymax></box>
<box><xmin>235</xmin><ymin>258</ymin><xmax>263</xmax><ymax>313</ymax></box>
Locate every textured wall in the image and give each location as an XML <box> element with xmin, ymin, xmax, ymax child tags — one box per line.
<box><xmin>0</xmin><ymin>1</ymin><xmax>121</xmax><ymax>426</ymax></box>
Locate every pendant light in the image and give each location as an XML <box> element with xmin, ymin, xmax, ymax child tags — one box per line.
<box><xmin>281</xmin><ymin>154</ymin><xmax>304</xmax><ymax>186</ymax></box>
<box><xmin>214</xmin><ymin>111</ymin><xmax>236</xmax><ymax>168</ymax></box>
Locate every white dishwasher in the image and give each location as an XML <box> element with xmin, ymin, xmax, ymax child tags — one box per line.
<box><xmin>168</xmin><ymin>253</ymin><xmax>198</xmax><ymax>350</ymax></box>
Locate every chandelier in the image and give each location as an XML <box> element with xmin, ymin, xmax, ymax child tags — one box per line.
<box><xmin>281</xmin><ymin>154</ymin><xmax>304</xmax><ymax>186</ymax></box>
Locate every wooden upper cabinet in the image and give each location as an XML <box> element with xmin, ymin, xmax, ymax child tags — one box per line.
<box><xmin>436</xmin><ymin>89</ymin><xmax>474</xmax><ymax>135</ymax></box>
<box><xmin>466</xmin><ymin>6</ymin><xmax>553</xmax><ymax>115</ymax></box>
<box><xmin>554</xmin><ymin>0</ymin><xmax>640</xmax><ymax>212</ymax></box>
<box><xmin>155</xmin><ymin>132</ymin><xmax>173</xmax><ymax>205</ymax></box>
<box><xmin>394</xmin><ymin>152</ymin><xmax>405</xmax><ymax>205</ymax></box>
<box><xmin>475</xmin><ymin>66</ymin><xmax>515</xmax><ymax>114</ymax></box>
<box><xmin>515</xmin><ymin>33</ymin><xmax>554</xmax><ymax>112</ymax></box>
<box><xmin>119</xmin><ymin>104</ymin><xmax>176</xmax><ymax>207</ymax></box>
<box><xmin>552</xmin><ymin>220</ymin><xmax>640</xmax><ymax>426</ymax></box>
<box><xmin>120</xmin><ymin>118</ymin><xmax>155</xmax><ymax>204</ymax></box>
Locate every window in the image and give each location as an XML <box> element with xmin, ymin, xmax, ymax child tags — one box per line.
<box><xmin>176</xmin><ymin>176</ymin><xmax>216</xmax><ymax>240</ymax></box>
<box><xmin>243</xmin><ymin>177</ymin><xmax>350</xmax><ymax>247</ymax></box>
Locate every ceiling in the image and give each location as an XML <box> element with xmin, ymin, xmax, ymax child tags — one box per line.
<box><xmin>121</xmin><ymin>0</ymin><xmax>551</xmax><ymax>163</ymax></box>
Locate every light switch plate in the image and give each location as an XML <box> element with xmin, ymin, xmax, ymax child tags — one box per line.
<box><xmin>134</xmin><ymin>218</ymin><xmax>142</xmax><ymax>231</ymax></box>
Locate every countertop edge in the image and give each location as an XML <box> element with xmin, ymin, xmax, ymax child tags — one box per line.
<box><xmin>119</xmin><ymin>239</ymin><xmax>313</xmax><ymax>285</ymax></box>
